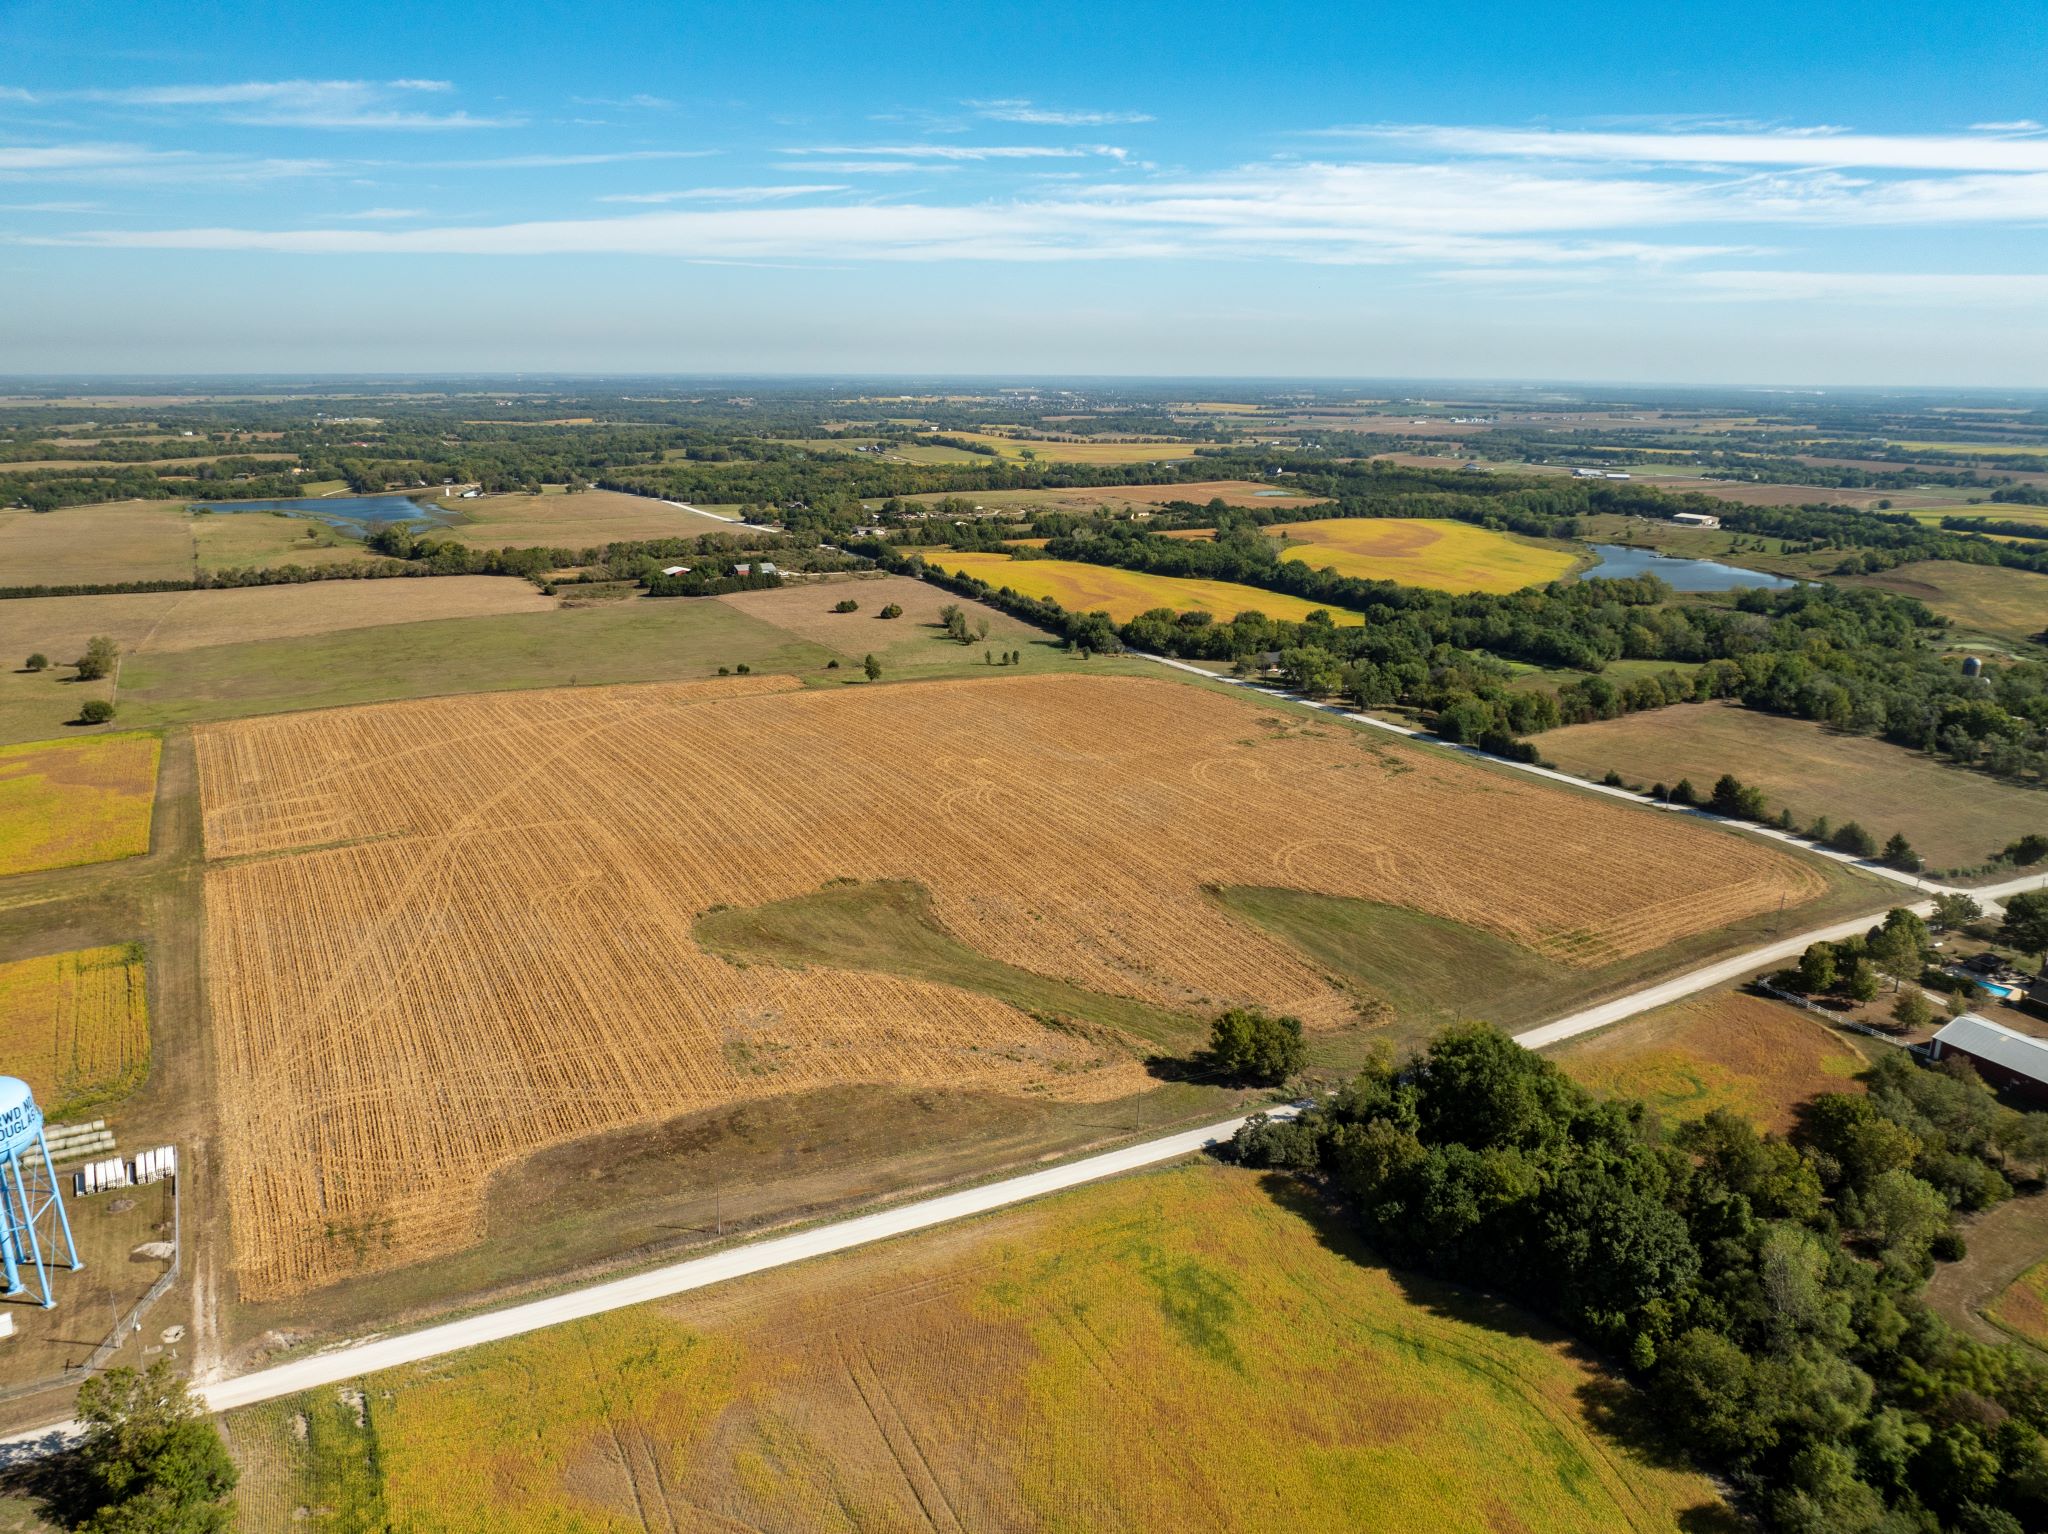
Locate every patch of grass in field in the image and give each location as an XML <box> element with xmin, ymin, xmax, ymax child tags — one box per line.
<box><xmin>113</xmin><ymin>599</ymin><xmax>843</xmax><ymax>729</ymax></box>
<box><xmin>920</xmin><ymin>549</ymin><xmax>1364</xmax><ymax>625</ymax></box>
<box><xmin>1269</xmin><ymin>517</ymin><xmax>1582</xmax><ymax>593</ymax></box>
<box><xmin>1534</xmin><ymin>699</ymin><xmax>2048</xmax><ymax>873</ymax></box>
<box><xmin>227</xmin><ymin>1163</ymin><xmax>1729</xmax><ymax>1534</ymax></box>
<box><xmin>190</xmin><ymin>506</ymin><xmax>369</xmax><ymax>572</ymax></box>
<box><xmin>1213</xmin><ymin>857</ymin><xmax>1879</xmax><ymax>1052</ymax></box>
<box><xmin>0</xmin><ymin>731</ymin><xmax>159</xmax><ymax>876</ymax></box>
<box><xmin>1553</xmin><ymin>989</ymin><xmax>1868</xmax><ymax>1134</ymax></box>
<box><xmin>1844</xmin><ymin>560</ymin><xmax>2048</xmax><ymax>646</ymax></box>
<box><xmin>1211</xmin><ymin>887</ymin><xmax>1569</xmax><ymax>1052</ymax></box>
<box><xmin>0</xmin><ymin>944</ymin><xmax>151</xmax><ymax>1121</ymax></box>
<box><xmin>697</xmin><ymin>879</ymin><xmax>1200</xmax><ymax>1048</ymax></box>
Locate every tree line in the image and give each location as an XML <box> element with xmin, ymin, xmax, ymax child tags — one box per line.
<box><xmin>1231</xmin><ymin>1021</ymin><xmax>2048</xmax><ymax>1534</ymax></box>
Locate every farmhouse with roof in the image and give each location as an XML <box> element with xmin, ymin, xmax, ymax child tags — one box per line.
<box><xmin>1927</xmin><ymin>1013</ymin><xmax>2048</xmax><ymax>1103</ymax></box>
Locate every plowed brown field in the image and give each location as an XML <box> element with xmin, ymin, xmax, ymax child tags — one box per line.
<box><xmin>196</xmin><ymin>672</ymin><xmax>1825</xmax><ymax>1297</ymax></box>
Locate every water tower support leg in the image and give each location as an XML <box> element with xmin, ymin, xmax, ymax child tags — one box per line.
<box><xmin>0</xmin><ymin>1168</ymin><xmax>20</xmax><ymax>1296</ymax></box>
<box><xmin>35</xmin><ymin>1133</ymin><xmax>79</xmax><ymax>1272</ymax></box>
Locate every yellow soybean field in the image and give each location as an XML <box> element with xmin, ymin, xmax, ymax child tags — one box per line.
<box><xmin>224</xmin><ymin>1164</ymin><xmax>1731</xmax><ymax>1534</ymax></box>
<box><xmin>920</xmin><ymin>549</ymin><xmax>1363</xmax><ymax>623</ymax></box>
<box><xmin>0</xmin><ymin>945</ymin><xmax>151</xmax><ymax>1117</ymax></box>
<box><xmin>0</xmin><ymin>731</ymin><xmax>160</xmax><ymax>877</ymax></box>
<box><xmin>1268</xmin><ymin>517</ymin><xmax>1582</xmax><ymax>593</ymax></box>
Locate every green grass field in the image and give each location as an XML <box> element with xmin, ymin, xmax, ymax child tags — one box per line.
<box><xmin>1845</xmin><ymin>560</ymin><xmax>2048</xmax><ymax>646</ymax></box>
<box><xmin>111</xmin><ymin>598</ymin><xmax>842</xmax><ymax>729</ymax></box>
<box><xmin>1534</xmin><ymin>700</ymin><xmax>2048</xmax><ymax>873</ymax></box>
<box><xmin>222</xmin><ymin>1163</ymin><xmax>1731</xmax><ymax>1533</ymax></box>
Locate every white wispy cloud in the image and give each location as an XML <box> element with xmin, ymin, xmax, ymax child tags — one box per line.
<box><xmin>1690</xmin><ymin>270</ymin><xmax>2048</xmax><ymax>304</ymax></box>
<box><xmin>331</xmin><ymin>206</ymin><xmax>425</xmax><ymax>220</ymax></box>
<box><xmin>1969</xmin><ymin>119</ymin><xmax>2044</xmax><ymax>134</ymax></box>
<box><xmin>967</xmin><ymin>98</ymin><xmax>1153</xmax><ymax>126</ymax></box>
<box><xmin>1334</xmin><ymin>123</ymin><xmax>2048</xmax><ymax>172</ymax></box>
<box><xmin>572</xmin><ymin>93</ymin><xmax>676</xmax><ymax>111</ymax></box>
<box><xmin>431</xmin><ymin>148</ymin><xmax>719</xmax><ymax>169</ymax></box>
<box><xmin>597</xmin><ymin>185</ymin><xmax>848</xmax><ymax>204</ymax></box>
<box><xmin>8</xmin><ymin>78</ymin><xmax>509</xmax><ymax>130</ymax></box>
<box><xmin>0</xmin><ymin>141</ymin><xmax>337</xmax><ymax>182</ymax></box>
<box><xmin>773</xmin><ymin>159</ymin><xmax>953</xmax><ymax>174</ymax></box>
<box><xmin>784</xmin><ymin>143</ymin><xmax>1127</xmax><ymax>160</ymax></box>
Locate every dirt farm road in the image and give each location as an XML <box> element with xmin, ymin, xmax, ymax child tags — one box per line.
<box><xmin>0</xmin><ymin>1108</ymin><xmax>1297</xmax><ymax>1460</ymax></box>
<box><xmin>1137</xmin><ymin>651</ymin><xmax>2048</xmax><ymax>900</ymax></box>
<box><xmin>5</xmin><ymin>861</ymin><xmax>2045</xmax><ymax>1457</ymax></box>
<box><xmin>4</xmin><ymin>667</ymin><xmax>2044</xmax><ymax>1456</ymax></box>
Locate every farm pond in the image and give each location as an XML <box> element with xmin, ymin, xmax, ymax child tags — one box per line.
<box><xmin>1582</xmin><ymin>543</ymin><xmax>1799</xmax><ymax>592</ymax></box>
<box><xmin>191</xmin><ymin>495</ymin><xmax>462</xmax><ymax>538</ymax></box>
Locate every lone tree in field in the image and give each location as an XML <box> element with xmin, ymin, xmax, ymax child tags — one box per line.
<box><xmin>878</xmin><ymin>603</ymin><xmax>903</xmax><ymax>620</ymax></box>
<box><xmin>1208</xmin><ymin>1007</ymin><xmax>1306</xmax><ymax>1086</ymax></box>
<box><xmin>77</xmin><ymin>699</ymin><xmax>116</xmax><ymax>725</ymax></box>
<box><xmin>74</xmin><ymin>634</ymin><xmax>119</xmax><ymax>682</ymax></box>
<box><xmin>24</xmin><ymin>652</ymin><xmax>47</xmax><ymax>672</ymax></box>
<box><xmin>2001</xmin><ymin>891</ymin><xmax>2048</xmax><ymax>970</ymax></box>
<box><xmin>863</xmin><ymin>653</ymin><xmax>882</xmax><ymax>682</ymax></box>
<box><xmin>67</xmin><ymin>1359</ymin><xmax>237</xmax><ymax>1532</ymax></box>
<box><xmin>833</xmin><ymin>598</ymin><xmax>859</xmax><ymax>613</ymax></box>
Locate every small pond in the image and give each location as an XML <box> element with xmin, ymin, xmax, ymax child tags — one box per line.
<box><xmin>1582</xmin><ymin>543</ymin><xmax>1798</xmax><ymax>592</ymax></box>
<box><xmin>191</xmin><ymin>495</ymin><xmax>463</xmax><ymax>538</ymax></box>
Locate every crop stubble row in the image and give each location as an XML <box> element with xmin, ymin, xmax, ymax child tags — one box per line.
<box><xmin>196</xmin><ymin>672</ymin><xmax>1823</xmax><ymax>1295</ymax></box>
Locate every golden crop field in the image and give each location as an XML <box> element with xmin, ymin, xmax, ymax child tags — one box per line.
<box><xmin>1554</xmin><ymin>989</ymin><xmax>1867</xmax><ymax>1134</ymax></box>
<box><xmin>0</xmin><ymin>945</ymin><xmax>150</xmax><ymax>1118</ymax></box>
<box><xmin>224</xmin><ymin>1163</ymin><xmax>1728</xmax><ymax>1534</ymax></box>
<box><xmin>1268</xmin><ymin>517</ymin><xmax>1581</xmax><ymax>594</ymax></box>
<box><xmin>920</xmin><ymin>549</ymin><xmax>1364</xmax><ymax>623</ymax></box>
<box><xmin>195</xmin><ymin>672</ymin><xmax>1822</xmax><ymax>1297</ymax></box>
<box><xmin>0</xmin><ymin>731</ymin><xmax>160</xmax><ymax>877</ymax></box>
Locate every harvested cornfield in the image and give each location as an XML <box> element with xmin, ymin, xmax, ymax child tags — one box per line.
<box><xmin>224</xmin><ymin>1164</ymin><xmax>1729</xmax><ymax>1534</ymax></box>
<box><xmin>196</xmin><ymin>672</ymin><xmax>1826</xmax><ymax>1296</ymax></box>
<box><xmin>0</xmin><ymin>731</ymin><xmax>159</xmax><ymax>877</ymax></box>
<box><xmin>0</xmin><ymin>945</ymin><xmax>151</xmax><ymax>1118</ymax></box>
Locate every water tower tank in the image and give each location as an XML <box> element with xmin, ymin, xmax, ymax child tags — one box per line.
<box><xmin>1962</xmin><ymin>655</ymin><xmax>1984</xmax><ymax>679</ymax></box>
<box><xmin>0</xmin><ymin>1075</ymin><xmax>80</xmax><ymax>1307</ymax></box>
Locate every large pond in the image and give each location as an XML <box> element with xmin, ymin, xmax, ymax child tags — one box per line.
<box><xmin>1582</xmin><ymin>542</ymin><xmax>1798</xmax><ymax>592</ymax></box>
<box><xmin>191</xmin><ymin>495</ymin><xmax>463</xmax><ymax>538</ymax></box>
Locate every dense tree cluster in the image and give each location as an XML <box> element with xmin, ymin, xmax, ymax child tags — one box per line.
<box><xmin>1232</xmin><ymin>1024</ymin><xmax>2048</xmax><ymax>1534</ymax></box>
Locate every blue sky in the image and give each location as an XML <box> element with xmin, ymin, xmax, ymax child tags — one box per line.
<box><xmin>4</xmin><ymin>0</ymin><xmax>2048</xmax><ymax>382</ymax></box>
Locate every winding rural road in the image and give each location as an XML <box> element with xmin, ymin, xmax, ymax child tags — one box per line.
<box><xmin>5</xmin><ymin>663</ymin><xmax>2042</xmax><ymax>1460</ymax></box>
<box><xmin>1136</xmin><ymin>651</ymin><xmax>2036</xmax><ymax>897</ymax></box>
<box><xmin>0</xmin><ymin>1108</ymin><xmax>1292</xmax><ymax>1461</ymax></box>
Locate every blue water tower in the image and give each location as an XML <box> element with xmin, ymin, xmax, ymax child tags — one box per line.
<box><xmin>0</xmin><ymin>1078</ymin><xmax>81</xmax><ymax>1309</ymax></box>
